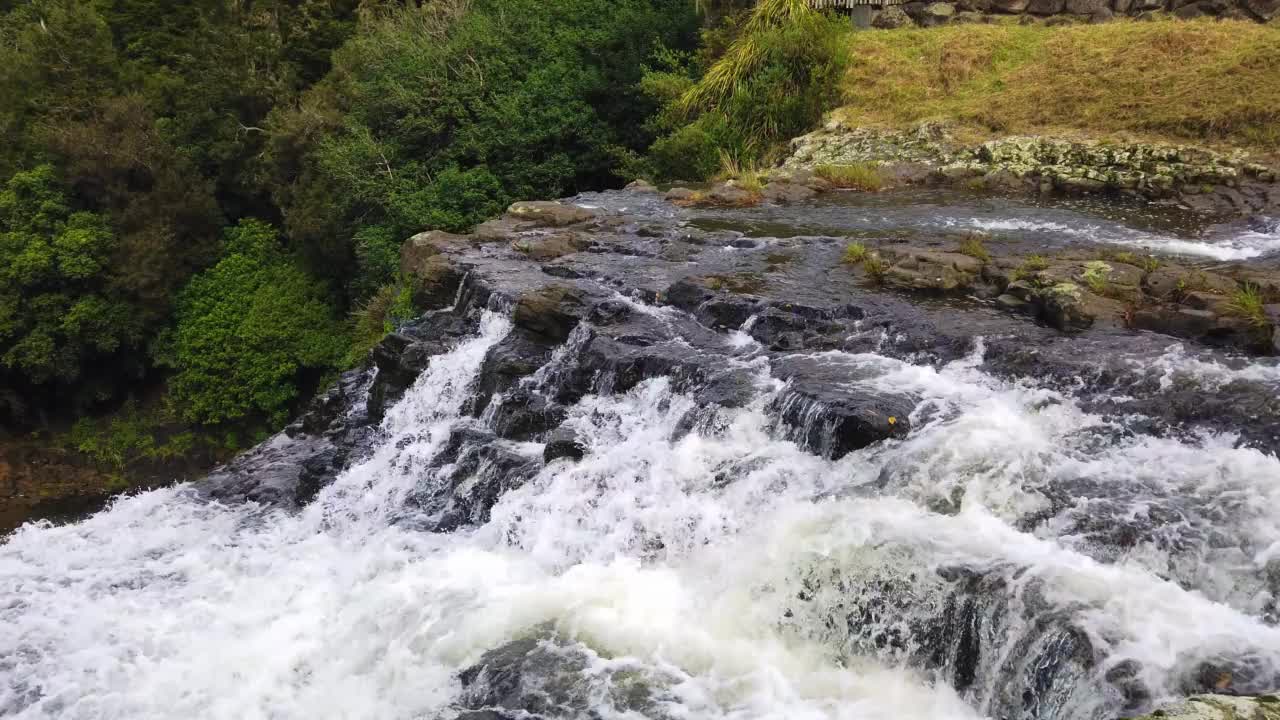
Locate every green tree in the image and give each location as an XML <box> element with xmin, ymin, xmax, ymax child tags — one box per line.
<box><xmin>268</xmin><ymin>0</ymin><xmax>698</xmax><ymax>295</ymax></box>
<box><xmin>159</xmin><ymin>219</ymin><xmax>345</xmax><ymax>427</ymax></box>
<box><xmin>0</xmin><ymin>165</ymin><xmax>145</xmax><ymax>421</ymax></box>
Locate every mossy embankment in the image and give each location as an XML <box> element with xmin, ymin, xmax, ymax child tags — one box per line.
<box><xmin>836</xmin><ymin>20</ymin><xmax>1280</xmax><ymax>156</ymax></box>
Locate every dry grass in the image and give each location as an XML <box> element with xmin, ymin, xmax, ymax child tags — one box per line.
<box><xmin>837</xmin><ymin>21</ymin><xmax>1280</xmax><ymax>153</ymax></box>
<box><xmin>816</xmin><ymin>163</ymin><xmax>884</xmax><ymax>191</ymax></box>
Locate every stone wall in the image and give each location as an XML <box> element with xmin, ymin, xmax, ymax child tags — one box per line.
<box><xmin>853</xmin><ymin>0</ymin><xmax>1277</xmax><ymax>28</ymax></box>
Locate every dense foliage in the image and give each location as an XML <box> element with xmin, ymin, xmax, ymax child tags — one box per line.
<box><xmin>0</xmin><ymin>0</ymin><xmax>699</xmax><ymax>434</ymax></box>
<box><xmin>642</xmin><ymin>0</ymin><xmax>851</xmax><ymax>179</ymax></box>
<box><xmin>158</xmin><ymin>220</ymin><xmax>345</xmax><ymax>427</ymax></box>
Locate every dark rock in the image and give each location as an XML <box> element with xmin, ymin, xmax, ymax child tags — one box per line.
<box><xmin>882</xmin><ymin>247</ymin><xmax>985</xmax><ymax>292</ymax></box>
<box><xmin>510</xmin><ymin>233</ymin><xmax>590</xmax><ymax>261</ymax></box>
<box><xmin>990</xmin><ymin>0</ymin><xmax>1031</xmax><ymax>11</ymax></box>
<box><xmin>472</xmin><ymin>329</ymin><xmax>556</xmax><ymax>415</ymax></box>
<box><xmin>456</xmin><ymin>633</ymin><xmax>677</xmax><ymax>720</ymax></box>
<box><xmin>512</xmin><ymin>285</ymin><xmax>587</xmax><ymax>343</ymax></box>
<box><xmin>543</xmin><ymin>427</ymin><xmax>586</xmax><ymax>463</ymax></box>
<box><xmin>1028</xmin><ymin>0</ymin><xmax>1067</xmax><ymax>13</ymax></box>
<box><xmin>770</xmin><ymin>356</ymin><xmax>914</xmax><ymax>459</ymax></box>
<box><xmin>761</xmin><ymin>181</ymin><xmax>820</xmax><ymax>204</ymax></box>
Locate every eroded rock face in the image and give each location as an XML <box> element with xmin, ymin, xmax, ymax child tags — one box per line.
<box><xmin>1128</xmin><ymin>694</ymin><xmax>1280</xmax><ymax>720</ymax></box>
<box><xmin>783</xmin><ymin>123</ymin><xmax>1280</xmax><ymax>220</ymax></box>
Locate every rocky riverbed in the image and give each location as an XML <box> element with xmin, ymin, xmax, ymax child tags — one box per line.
<box><xmin>3</xmin><ymin>182</ymin><xmax>1280</xmax><ymax>720</ymax></box>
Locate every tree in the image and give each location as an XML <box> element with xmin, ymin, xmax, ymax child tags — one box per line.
<box><xmin>159</xmin><ymin>219</ymin><xmax>345</xmax><ymax>427</ymax></box>
<box><xmin>267</xmin><ymin>0</ymin><xmax>699</xmax><ymax>296</ymax></box>
<box><xmin>0</xmin><ymin>165</ymin><xmax>146</xmax><ymax>422</ymax></box>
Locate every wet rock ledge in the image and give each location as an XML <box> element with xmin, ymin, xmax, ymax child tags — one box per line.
<box><xmin>1129</xmin><ymin>694</ymin><xmax>1280</xmax><ymax>720</ymax></box>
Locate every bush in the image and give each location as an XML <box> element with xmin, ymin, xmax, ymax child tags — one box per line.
<box><xmin>271</xmin><ymin>0</ymin><xmax>698</xmax><ymax>284</ymax></box>
<box><xmin>0</xmin><ymin>165</ymin><xmax>147</xmax><ymax>418</ymax></box>
<box><xmin>645</xmin><ymin>3</ymin><xmax>850</xmax><ymax>178</ymax></box>
<box><xmin>159</xmin><ymin>219</ymin><xmax>346</xmax><ymax>427</ymax></box>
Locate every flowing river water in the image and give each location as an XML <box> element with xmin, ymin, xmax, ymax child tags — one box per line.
<box><xmin>3</xmin><ymin>188</ymin><xmax>1280</xmax><ymax>720</ymax></box>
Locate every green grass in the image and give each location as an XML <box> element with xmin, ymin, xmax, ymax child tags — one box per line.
<box><xmin>1082</xmin><ymin>260</ymin><xmax>1111</xmax><ymax>296</ymax></box>
<box><xmin>1011</xmin><ymin>254</ymin><xmax>1050</xmax><ymax>281</ymax></box>
<box><xmin>816</xmin><ymin>163</ymin><xmax>885</xmax><ymax>191</ymax></box>
<box><xmin>958</xmin><ymin>233</ymin><xmax>991</xmax><ymax>262</ymax></box>
<box><xmin>837</xmin><ymin>21</ymin><xmax>1280</xmax><ymax>153</ymax></box>
<box><xmin>843</xmin><ymin>241</ymin><xmax>869</xmax><ymax>264</ymax></box>
<box><xmin>862</xmin><ymin>253</ymin><xmax>889</xmax><ymax>283</ymax></box>
<box><xmin>1227</xmin><ymin>283</ymin><xmax>1268</xmax><ymax>328</ymax></box>
<box><xmin>717</xmin><ymin>151</ymin><xmax>765</xmax><ymax>193</ymax></box>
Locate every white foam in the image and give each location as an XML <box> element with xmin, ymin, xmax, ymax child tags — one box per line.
<box><xmin>4</xmin><ymin>312</ymin><xmax>1280</xmax><ymax>720</ymax></box>
<box><xmin>945</xmin><ymin>217</ymin><xmax>1280</xmax><ymax>260</ymax></box>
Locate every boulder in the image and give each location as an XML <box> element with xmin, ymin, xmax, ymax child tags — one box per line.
<box><xmin>664</xmin><ymin>187</ymin><xmax>699</xmax><ymax>204</ymax></box>
<box><xmin>1037</xmin><ymin>282</ymin><xmax>1128</xmax><ymax>331</ymax></box>
<box><xmin>512</xmin><ymin>285</ymin><xmax>587</xmax><ymax>342</ymax></box>
<box><xmin>543</xmin><ymin>427</ymin><xmax>587</xmax><ymax>463</ymax></box>
<box><xmin>1126</xmin><ymin>695</ymin><xmax>1280</xmax><ymax>720</ymax></box>
<box><xmin>1143</xmin><ymin>267</ymin><xmax>1238</xmax><ymax>300</ymax></box>
<box><xmin>510</xmin><ymin>233</ymin><xmax>591</xmax><ymax>261</ymax></box>
<box><xmin>872</xmin><ymin>5</ymin><xmax>916</xmax><ymax>26</ymax></box>
<box><xmin>761</xmin><ymin>181</ymin><xmax>819</xmax><ymax>204</ymax></box>
<box><xmin>770</xmin><ymin>356</ymin><xmax>914</xmax><ymax>459</ymax></box>
<box><xmin>990</xmin><ymin>0</ymin><xmax>1031</xmax><ymax>12</ymax></box>
<box><xmin>624</xmin><ymin>179</ymin><xmax>659</xmax><ymax>193</ymax></box>
<box><xmin>400</xmin><ymin>230</ymin><xmax>470</xmax><ymax>308</ymax></box>
<box><xmin>1065</xmin><ymin>0</ymin><xmax>1108</xmax><ymax>11</ymax></box>
<box><xmin>920</xmin><ymin>1</ymin><xmax>958</xmax><ymax>23</ymax></box>
<box><xmin>505</xmin><ymin>201</ymin><xmax>598</xmax><ymax>227</ymax></box>
<box><xmin>881</xmin><ymin>248</ymin><xmax>985</xmax><ymax>292</ymax></box>
<box><xmin>1028</xmin><ymin>0</ymin><xmax>1067</xmax><ymax>13</ymax></box>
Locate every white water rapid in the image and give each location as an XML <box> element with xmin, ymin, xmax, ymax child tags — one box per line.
<box><xmin>3</xmin><ymin>307</ymin><xmax>1280</xmax><ymax>720</ymax></box>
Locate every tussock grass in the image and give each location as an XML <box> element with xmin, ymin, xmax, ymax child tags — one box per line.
<box><xmin>717</xmin><ymin>150</ymin><xmax>765</xmax><ymax>193</ymax></box>
<box><xmin>1228</xmin><ymin>283</ymin><xmax>1268</xmax><ymax>328</ymax></box>
<box><xmin>862</xmin><ymin>253</ymin><xmax>889</xmax><ymax>282</ymax></box>
<box><xmin>838</xmin><ymin>21</ymin><xmax>1280</xmax><ymax>152</ymax></box>
<box><xmin>1011</xmin><ymin>254</ymin><xmax>1049</xmax><ymax>281</ymax></box>
<box><xmin>843</xmin><ymin>241</ymin><xmax>868</xmax><ymax>264</ymax></box>
<box><xmin>958</xmin><ymin>232</ymin><xmax>991</xmax><ymax>262</ymax></box>
<box><xmin>816</xmin><ymin>163</ymin><xmax>884</xmax><ymax>191</ymax></box>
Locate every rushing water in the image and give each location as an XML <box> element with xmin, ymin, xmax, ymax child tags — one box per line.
<box><xmin>3</xmin><ymin>190</ymin><xmax>1280</xmax><ymax>720</ymax></box>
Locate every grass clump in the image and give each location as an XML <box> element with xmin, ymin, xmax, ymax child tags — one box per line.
<box><xmin>717</xmin><ymin>151</ymin><xmax>765</xmax><ymax>193</ymax></box>
<box><xmin>816</xmin><ymin>163</ymin><xmax>885</xmax><ymax>191</ymax></box>
<box><xmin>1082</xmin><ymin>260</ymin><xmax>1111</xmax><ymax>295</ymax></box>
<box><xmin>862</xmin><ymin>253</ymin><xmax>889</xmax><ymax>283</ymax></box>
<box><xmin>1227</xmin><ymin>283</ymin><xmax>1268</xmax><ymax>328</ymax></box>
<box><xmin>1011</xmin><ymin>254</ymin><xmax>1050</xmax><ymax>281</ymax></box>
<box><xmin>843</xmin><ymin>241</ymin><xmax>869</xmax><ymax>264</ymax></box>
<box><xmin>839</xmin><ymin>21</ymin><xmax>1280</xmax><ymax>152</ymax></box>
<box><xmin>957</xmin><ymin>233</ymin><xmax>991</xmax><ymax>262</ymax></box>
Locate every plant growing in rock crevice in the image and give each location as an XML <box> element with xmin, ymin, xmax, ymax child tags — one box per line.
<box><xmin>1082</xmin><ymin>261</ymin><xmax>1111</xmax><ymax>296</ymax></box>
<box><xmin>1227</xmin><ymin>283</ymin><xmax>1268</xmax><ymax>328</ymax></box>
<box><xmin>958</xmin><ymin>233</ymin><xmax>991</xmax><ymax>262</ymax></box>
<box><xmin>1011</xmin><ymin>254</ymin><xmax>1050</xmax><ymax>282</ymax></box>
<box><xmin>843</xmin><ymin>241</ymin><xmax>868</xmax><ymax>264</ymax></box>
<box><xmin>862</xmin><ymin>253</ymin><xmax>889</xmax><ymax>283</ymax></box>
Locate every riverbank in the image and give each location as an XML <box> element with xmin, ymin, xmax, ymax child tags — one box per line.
<box><xmin>837</xmin><ymin>21</ymin><xmax>1280</xmax><ymax>157</ymax></box>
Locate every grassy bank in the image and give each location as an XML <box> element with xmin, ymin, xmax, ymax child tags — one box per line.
<box><xmin>836</xmin><ymin>20</ymin><xmax>1280</xmax><ymax>154</ymax></box>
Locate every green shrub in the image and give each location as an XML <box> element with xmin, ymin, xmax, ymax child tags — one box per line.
<box><xmin>645</xmin><ymin>2</ymin><xmax>850</xmax><ymax>178</ymax></box>
<box><xmin>0</xmin><ymin>165</ymin><xmax>147</xmax><ymax>417</ymax></box>
<box><xmin>158</xmin><ymin>220</ymin><xmax>346</xmax><ymax>427</ymax></box>
<box><xmin>1011</xmin><ymin>254</ymin><xmax>1050</xmax><ymax>281</ymax></box>
<box><xmin>863</xmin><ymin>253</ymin><xmax>889</xmax><ymax>282</ymax></box>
